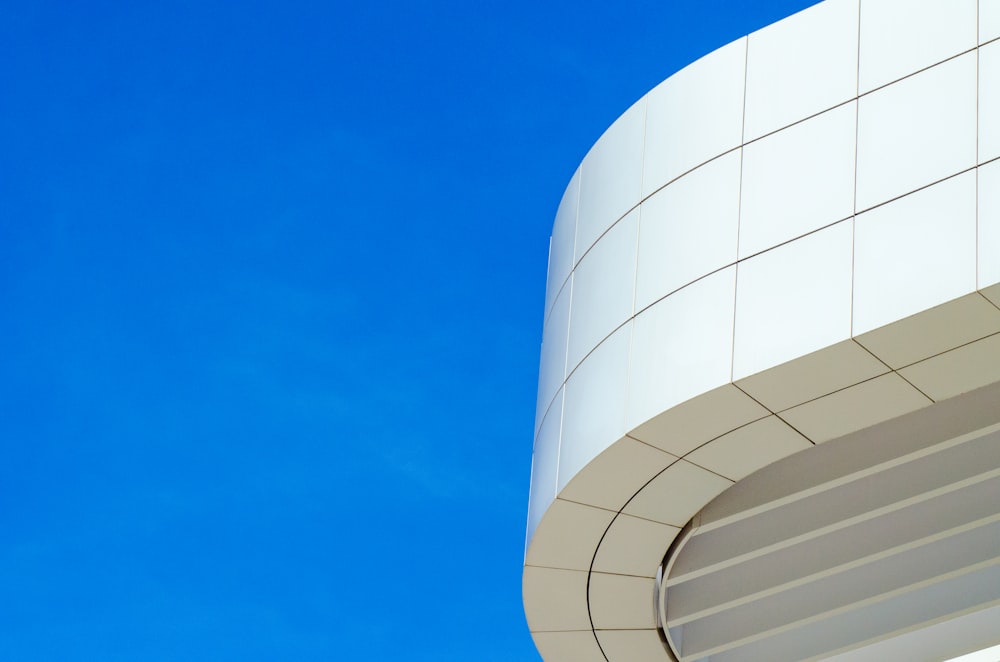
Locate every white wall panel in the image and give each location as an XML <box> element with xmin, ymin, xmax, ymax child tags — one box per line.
<box><xmin>536</xmin><ymin>279</ymin><xmax>571</xmax><ymax>433</ymax></box>
<box><xmin>527</xmin><ymin>390</ymin><xmax>562</xmax><ymax>544</ymax></box>
<box><xmin>859</xmin><ymin>0</ymin><xmax>977</xmax><ymax>93</ymax></box>
<box><xmin>982</xmin><ymin>160</ymin><xmax>1000</xmax><ymax>289</ymax></box>
<box><xmin>744</xmin><ymin>0</ymin><xmax>859</xmax><ymax>140</ymax></box>
<box><xmin>854</xmin><ymin>172</ymin><xmax>977</xmax><ymax>334</ymax></box>
<box><xmin>739</xmin><ymin>104</ymin><xmax>857</xmax><ymax>259</ymax></box>
<box><xmin>985</xmin><ymin>0</ymin><xmax>1000</xmax><ymax>43</ymax></box>
<box><xmin>545</xmin><ymin>168</ymin><xmax>579</xmax><ymax>317</ymax></box>
<box><xmin>559</xmin><ymin>324</ymin><xmax>630</xmax><ymax>492</ymax></box>
<box><xmin>856</xmin><ymin>52</ymin><xmax>977</xmax><ymax>211</ymax></box>
<box><xmin>567</xmin><ymin>210</ymin><xmax>637</xmax><ymax>372</ymax></box>
<box><xmin>576</xmin><ymin>98</ymin><xmax>645</xmax><ymax>263</ymax></box>
<box><xmin>981</xmin><ymin>41</ymin><xmax>1000</xmax><ymax>164</ymax></box>
<box><xmin>635</xmin><ymin>151</ymin><xmax>741</xmax><ymax>312</ymax></box>
<box><xmin>627</xmin><ymin>267</ymin><xmax>736</xmax><ymax>431</ymax></box>
<box><xmin>643</xmin><ymin>39</ymin><xmax>747</xmax><ymax>197</ymax></box>
<box><xmin>733</xmin><ymin>221</ymin><xmax>854</xmax><ymax>380</ymax></box>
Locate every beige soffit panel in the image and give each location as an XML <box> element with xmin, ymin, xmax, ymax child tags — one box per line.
<box><xmin>522</xmin><ymin>567</ymin><xmax>592</xmax><ymax>632</ymax></box>
<box><xmin>899</xmin><ymin>333</ymin><xmax>1000</xmax><ymax>401</ymax></box>
<box><xmin>629</xmin><ymin>384</ymin><xmax>769</xmax><ymax>457</ymax></box>
<box><xmin>736</xmin><ymin>339</ymin><xmax>888</xmax><ymax>413</ymax></box>
<box><xmin>524</xmin><ymin>499</ymin><xmax>616</xmax><ymax>571</ymax></box>
<box><xmin>589</xmin><ymin>572</ymin><xmax>657</xmax><ymax>630</ymax></box>
<box><xmin>685</xmin><ymin>415</ymin><xmax>813</xmax><ymax>481</ymax></box>
<box><xmin>593</xmin><ymin>514</ymin><xmax>681</xmax><ymax>578</ymax></box>
<box><xmin>532</xmin><ymin>631</ymin><xmax>607</xmax><ymax>662</ymax></box>
<box><xmin>558</xmin><ymin>437</ymin><xmax>677</xmax><ymax>512</ymax></box>
<box><xmin>855</xmin><ymin>292</ymin><xmax>1000</xmax><ymax>369</ymax></box>
<box><xmin>779</xmin><ymin>373</ymin><xmax>932</xmax><ymax>443</ymax></box>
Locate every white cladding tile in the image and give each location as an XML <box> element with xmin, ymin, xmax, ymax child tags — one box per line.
<box><xmin>856</xmin><ymin>52</ymin><xmax>978</xmax><ymax>211</ymax></box>
<box><xmin>527</xmin><ymin>390</ymin><xmax>563</xmax><ymax>544</ymax></box>
<box><xmin>643</xmin><ymin>38</ymin><xmax>747</xmax><ymax>197</ymax></box>
<box><xmin>744</xmin><ymin>0</ymin><xmax>859</xmax><ymax>140</ymax></box>
<box><xmin>545</xmin><ymin>168</ymin><xmax>579</xmax><ymax>317</ymax></box>
<box><xmin>635</xmin><ymin>151</ymin><xmax>741</xmax><ymax>312</ymax></box>
<box><xmin>982</xmin><ymin>160</ymin><xmax>1000</xmax><ymax>289</ymax></box>
<box><xmin>985</xmin><ymin>0</ymin><xmax>1000</xmax><ymax>43</ymax></box>
<box><xmin>576</xmin><ymin>98</ymin><xmax>645</xmax><ymax>263</ymax></box>
<box><xmin>853</xmin><ymin>172</ymin><xmax>978</xmax><ymax>335</ymax></box>
<box><xmin>626</xmin><ymin>267</ymin><xmax>737</xmax><ymax>432</ymax></box>
<box><xmin>739</xmin><ymin>103</ymin><xmax>857</xmax><ymax>259</ymax></box>
<box><xmin>560</xmin><ymin>324</ymin><xmax>631</xmax><ymax>492</ymax></box>
<box><xmin>859</xmin><ymin>0</ymin><xmax>977</xmax><ymax>93</ymax></box>
<box><xmin>733</xmin><ymin>221</ymin><xmax>854</xmax><ymax>381</ymax></box>
<box><xmin>981</xmin><ymin>41</ymin><xmax>1000</xmax><ymax>164</ymax></box>
<box><xmin>536</xmin><ymin>281</ymin><xmax>570</xmax><ymax>434</ymax></box>
<box><xmin>567</xmin><ymin>210</ymin><xmax>637</xmax><ymax>373</ymax></box>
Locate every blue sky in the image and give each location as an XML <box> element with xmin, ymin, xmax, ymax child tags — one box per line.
<box><xmin>0</xmin><ymin>1</ymin><xmax>817</xmax><ymax>659</ymax></box>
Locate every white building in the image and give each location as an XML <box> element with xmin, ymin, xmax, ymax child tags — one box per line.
<box><xmin>523</xmin><ymin>1</ymin><xmax>1000</xmax><ymax>660</ymax></box>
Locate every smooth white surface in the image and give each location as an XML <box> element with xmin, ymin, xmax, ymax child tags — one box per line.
<box><xmin>627</xmin><ymin>267</ymin><xmax>736</xmax><ymax>431</ymax></box>
<box><xmin>733</xmin><ymin>220</ymin><xmax>854</xmax><ymax>380</ymax></box>
<box><xmin>738</xmin><ymin>103</ymin><xmax>856</xmax><ymax>258</ymax></box>
<box><xmin>566</xmin><ymin>210</ymin><xmax>637</xmax><ymax>372</ymax></box>
<box><xmin>535</xmin><ymin>280</ymin><xmax>570</xmax><ymax>433</ymax></box>
<box><xmin>853</xmin><ymin>172</ymin><xmax>977</xmax><ymax>335</ymax></box>
<box><xmin>982</xmin><ymin>161</ymin><xmax>1000</xmax><ymax>289</ymax></box>
<box><xmin>635</xmin><ymin>151</ymin><xmax>741</xmax><ymax>312</ymax></box>
<box><xmin>526</xmin><ymin>390</ymin><xmax>562</xmax><ymax>542</ymax></box>
<box><xmin>743</xmin><ymin>0</ymin><xmax>858</xmax><ymax>140</ymax></box>
<box><xmin>559</xmin><ymin>324</ymin><xmax>630</xmax><ymax>492</ymax></box>
<box><xmin>948</xmin><ymin>642</ymin><xmax>1000</xmax><ymax>661</ymax></box>
<box><xmin>855</xmin><ymin>52</ymin><xmax>977</xmax><ymax>211</ymax></box>
<box><xmin>576</xmin><ymin>98</ymin><xmax>645</xmax><ymax>264</ymax></box>
<box><xmin>985</xmin><ymin>0</ymin><xmax>1000</xmax><ymax>43</ymax></box>
<box><xmin>643</xmin><ymin>38</ymin><xmax>747</xmax><ymax>196</ymax></box>
<box><xmin>858</xmin><ymin>0</ymin><xmax>977</xmax><ymax>93</ymax></box>
<box><xmin>545</xmin><ymin>167</ymin><xmax>578</xmax><ymax>317</ymax></box>
<box><xmin>981</xmin><ymin>41</ymin><xmax>1000</xmax><ymax>164</ymax></box>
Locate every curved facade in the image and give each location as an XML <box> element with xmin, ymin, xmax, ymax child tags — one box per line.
<box><xmin>524</xmin><ymin>1</ymin><xmax>1000</xmax><ymax>660</ymax></box>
